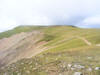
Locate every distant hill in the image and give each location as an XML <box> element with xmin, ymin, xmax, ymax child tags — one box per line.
<box><xmin>0</xmin><ymin>25</ymin><xmax>100</xmax><ymax>75</ymax></box>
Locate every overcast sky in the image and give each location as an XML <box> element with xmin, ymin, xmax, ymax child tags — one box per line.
<box><xmin>0</xmin><ymin>0</ymin><xmax>100</xmax><ymax>32</ymax></box>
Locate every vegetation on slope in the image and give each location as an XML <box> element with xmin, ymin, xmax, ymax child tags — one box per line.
<box><xmin>0</xmin><ymin>25</ymin><xmax>100</xmax><ymax>75</ymax></box>
<box><xmin>0</xmin><ymin>26</ymin><xmax>45</xmax><ymax>39</ymax></box>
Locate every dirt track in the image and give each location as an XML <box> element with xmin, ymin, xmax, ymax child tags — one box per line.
<box><xmin>77</xmin><ymin>36</ymin><xmax>92</xmax><ymax>46</ymax></box>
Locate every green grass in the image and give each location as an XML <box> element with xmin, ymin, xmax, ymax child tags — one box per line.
<box><xmin>40</xmin><ymin>34</ymin><xmax>55</xmax><ymax>42</ymax></box>
<box><xmin>0</xmin><ymin>26</ymin><xmax>45</xmax><ymax>39</ymax></box>
<box><xmin>1</xmin><ymin>46</ymin><xmax>100</xmax><ymax>75</ymax></box>
<box><xmin>1</xmin><ymin>25</ymin><xmax>100</xmax><ymax>75</ymax></box>
<box><xmin>45</xmin><ymin>38</ymin><xmax>87</xmax><ymax>53</ymax></box>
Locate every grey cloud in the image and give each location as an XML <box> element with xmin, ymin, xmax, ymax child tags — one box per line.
<box><xmin>0</xmin><ymin>0</ymin><xmax>100</xmax><ymax>32</ymax></box>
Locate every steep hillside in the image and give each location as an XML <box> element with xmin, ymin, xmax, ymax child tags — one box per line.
<box><xmin>0</xmin><ymin>25</ymin><xmax>100</xmax><ymax>75</ymax></box>
<box><xmin>0</xmin><ymin>30</ymin><xmax>47</xmax><ymax>67</ymax></box>
<box><xmin>0</xmin><ymin>26</ymin><xmax>46</xmax><ymax>39</ymax></box>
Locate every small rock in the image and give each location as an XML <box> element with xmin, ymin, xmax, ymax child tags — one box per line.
<box><xmin>33</xmin><ymin>68</ymin><xmax>37</xmax><ymax>70</ymax></box>
<box><xmin>23</xmin><ymin>67</ymin><xmax>26</xmax><ymax>70</ymax></box>
<box><xmin>73</xmin><ymin>64</ymin><xmax>85</xmax><ymax>69</ymax></box>
<box><xmin>68</xmin><ymin>64</ymin><xmax>72</xmax><ymax>68</ymax></box>
<box><xmin>71</xmin><ymin>67</ymin><xmax>75</xmax><ymax>70</ymax></box>
<box><xmin>87</xmin><ymin>57</ymin><xmax>92</xmax><ymax>59</ymax></box>
<box><xmin>61</xmin><ymin>62</ymin><xmax>67</xmax><ymax>68</ymax></box>
<box><xmin>87</xmin><ymin>68</ymin><xmax>92</xmax><ymax>71</ymax></box>
<box><xmin>59</xmin><ymin>73</ymin><xmax>62</xmax><ymax>75</ymax></box>
<box><xmin>4</xmin><ymin>72</ymin><xmax>7</xmax><ymax>75</ymax></box>
<box><xmin>95</xmin><ymin>67</ymin><xmax>100</xmax><ymax>70</ymax></box>
<box><xmin>29</xmin><ymin>61</ymin><xmax>32</xmax><ymax>65</ymax></box>
<box><xmin>17</xmin><ymin>73</ymin><xmax>21</xmax><ymax>75</ymax></box>
<box><xmin>58</xmin><ymin>55</ymin><xmax>61</xmax><ymax>57</ymax></box>
<box><xmin>16</xmin><ymin>70</ymin><xmax>19</xmax><ymax>73</ymax></box>
<box><xmin>30</xmin><ymin>65</ymin><xmax>33</xmax><ymax>68</ymax></box>
<box><xmin>56</xmin><ymin>58</ymin><xmax>58</xmax><ymax>60</ymax></box>
<box><xmin>35</xmin><ymin>63</ymin><xmax>38</xmax><ymax>66</ymax></box>
<box><xmin>26</xmin><ymin>70</ymin><xmax>30</xmax><ymax>74</ymax></box>
<box><xmin>73</xmin><ymin>72</ymin><xmax>83</xmax><ymax>75</ymax></box>
<box><xmin>21</xmin><ymin>63</ymin><xmax>24</xmax><ymax>65</ymax></box>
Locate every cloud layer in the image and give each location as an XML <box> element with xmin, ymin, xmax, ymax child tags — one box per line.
<box><xmin>0</xmin><ymin>0</ymin><xmax>100</xmax><ymax>32</ymax></box>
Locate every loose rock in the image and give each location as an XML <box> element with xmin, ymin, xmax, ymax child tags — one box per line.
<box><xmin>68</xmin><ymin>64</ymin><xmax>72</xmax><ymax>68</ymax></box>
<box><xmin>73</xmin><ymin>64</ymin><xmax>85</xmax><ymax>69</ymax></box>
<box><xmin>95</xmin><ymin>67</ymin><xmax>100</xmax><ymax>70</ymax></box>
<box><xmin>73</xmin><ymin>72</ymin><xmax>83</xmax><ymax>75</ymax></box>
<box><xmin>87</xmin><ymin>67</ymin><xmax>92</xmax><ymax>71</ymax></box>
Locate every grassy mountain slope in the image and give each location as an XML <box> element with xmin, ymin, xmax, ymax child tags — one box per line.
<box><xmin>0</xmin><ymin>26</ymin><xmax>45</xmax><ymax>39</ymax></box>
<box><xmin>0</xmin><ymin>25</ymin><xmax>100</xmax><ymax>75</ymax></box>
